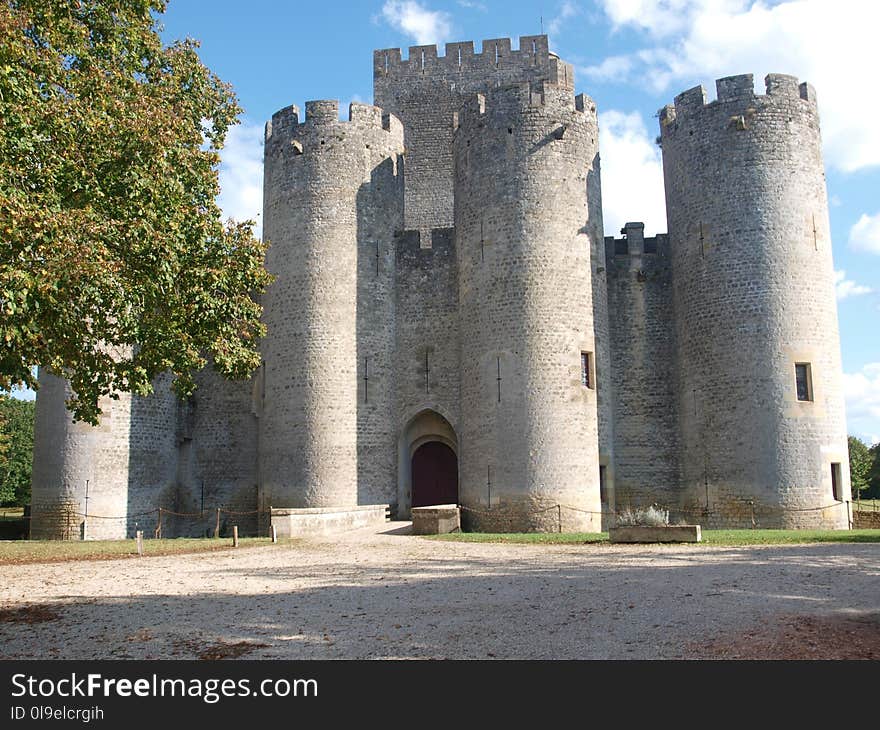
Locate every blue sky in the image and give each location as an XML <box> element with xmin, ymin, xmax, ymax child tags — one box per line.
<box><xmin>18</xmin><ymin>1</ymin><xmax>880</xmax><ymax>443</ymax></box>
<box><xmin>154</xmin><ymin>0</ymin><xmax>880</xmax><ymax>444</ymax></box>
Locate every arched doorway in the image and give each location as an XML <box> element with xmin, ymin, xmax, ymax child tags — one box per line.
<box><xmin>411</xmin><ymin>441</ymin><xmax>459</xmax><ymax>507</ymax></box>
<box><xmin>398</xmin><ymin>408</ymin><xmax>459</xmax><ymax>518</ymax></box>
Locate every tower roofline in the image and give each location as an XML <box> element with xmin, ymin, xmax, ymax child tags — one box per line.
<box><xmin>373</xmin><ymin>34</ymin><xmax>574</xmax><ymax>89</ymax></box>
<box><xmin>659</xmin><ymin>73</ymin><xmax>817</xmax><ymax>125</ymax></box>
<box><xmin>265</xmin><ymin>101</ymin><xmax>403</xmax><ymax>146</ymax></box>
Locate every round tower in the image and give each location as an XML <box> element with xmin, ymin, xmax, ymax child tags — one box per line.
<box><xmin>259</xmin><ymin>101</ymin><xmax>404</xmax><ymax>509</ymax></box>
<box><xmin>454</xmin><ymin>82</ymin><xmax>603</xmax><ymax>532</ymax></box>
<box><xmin>30</xmin><ymin>369</ymin><xmax>179</xmax><ymax>540</ymax></box>
<box><xmin>659</xmin><ymin>74</ymin><xmax>849</xmax><ymax>528</ymax></box>
<box><xmin>30</xmin><ymin>372</ymin><xmax>129</xmax><ymax>539</ymax></box>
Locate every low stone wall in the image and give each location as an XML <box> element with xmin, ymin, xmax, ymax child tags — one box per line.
<box><xmin>853</xmin><ymin>511</ymin><xmax>880</xmax><ymax>529</ymax></box>
<box><xmin>271</xmin><ymin>505</ymin><xmax>389</xmax><ymax>538</ymax></box>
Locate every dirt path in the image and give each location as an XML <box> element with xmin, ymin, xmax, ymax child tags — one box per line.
<box><xmin>0</xmin><ymin>524</ymin><xmax>877</xmax><ymax>659</ymax></box>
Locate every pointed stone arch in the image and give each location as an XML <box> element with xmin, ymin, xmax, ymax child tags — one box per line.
<box><xmin>397</xmin><ymin>408</ymin><xmax>459</xmax><ymax>519</ymax></box>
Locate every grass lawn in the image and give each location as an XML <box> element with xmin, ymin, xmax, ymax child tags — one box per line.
<box><xmin>0</xmin><ymin>537</ymin><xmax>276</xmax><ymax>565</ymax></box>
<box><xmin>428</xmin><ymin>529</ymin><xmax>880</xmax><ymax>546</ymax></box>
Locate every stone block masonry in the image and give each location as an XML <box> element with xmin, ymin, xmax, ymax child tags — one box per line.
<box><xmin>454</xmin><ymin>83</ymin><xmax>603</xmax><ymax>532</ymax></box>
<box><xmin>658</xmin><ymin>74</ymin><xmax>849</xmax><ymax>528</ymax></box>
<box><xmin>28</xmin><ymin>36</ymin><xmax>852</xmax><ymax>537</ymax></box>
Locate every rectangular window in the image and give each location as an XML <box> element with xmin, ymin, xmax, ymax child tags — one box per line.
<box><xmin>581</xmin><ymin>352</ymin><xmax>593</xmax><ymax>389</ymax></box>
<box><xmin>831</xmin><ymin>463</ymin><xmax>841</xmax><ymax>501</ymax></box>
<box><xmin>795</xmin><ymin>363</ymin><xmax>813</xmax><ymax>402</ymax></box>
<box><xmin>599</xmin><ymin>465</ymin><xmax>607</xmax><ymax>506</ymax></box>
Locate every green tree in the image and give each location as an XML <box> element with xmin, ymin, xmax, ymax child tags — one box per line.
<box><xmin>867</xmin><ymin>442</ymin><xmax>880</xmax><ymax>500</ymax></box>
<box><xmin>0</xmin><ymin>401</ymin><xmax>9</xmax><ymax>485</ymax></box>
<box><xmin>848</xmin><ymin>435</ymin><xmax>872</xmax><ymax>499</ymax></box>
<box><xmin>0</xmin><ymin>395</ymin><xmax>34</xmax><ymax>505</ymax></box>
<box><xmin>0</xmin><ymin>1</ymin><xmax>272</xmax><ymax>424</ymax></box>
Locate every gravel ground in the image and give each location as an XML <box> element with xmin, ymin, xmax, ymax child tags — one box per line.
<box><xmin>0</xmin><ymin>523</ymin><xmax>877</xmax><ymax>660</ymax></box>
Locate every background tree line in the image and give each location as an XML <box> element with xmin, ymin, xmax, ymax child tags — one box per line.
<box><xmin>0</xmin><ymin>396</ymin><xmax>34</xmax><ymax>506</ymax></box>
<box><xmin>849</xmin><ymin>436</ymin><xmax>880</xmax><ymax>501</ymax></box>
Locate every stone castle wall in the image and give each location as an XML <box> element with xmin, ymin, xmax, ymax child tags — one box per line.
<box><xmin>30</xmin><ymin>371</ymin><xmax>178</xmax><ymax>540</ymax></box>
<box><xmin>374</xmin><ymin>35</ymin><xmax>573</xmax><ymax>233</ymax></box>
<box><xmin>259</xmin><ymin>100</ymin><xmax>404</xmax><ymax>511</ymax></box>
<box><xmin>394</xmin><ymin>228</ymin><xmax>461</xmax><ymax>516</ymax></box>
<box><xmin>454</xmin><ymin>83</ymin><xmax>602</xmax><ymax>532</ymax></box>
<box><xmin>606</xmin><ymin>225</ymin><xmax>680</xmax><ymax>513</ymax></box>
<box><xmin>28</xmin><ymin>36</ymin><xmax>853</xmax><ymax>537</ymax></box>
<box><xmin>659</xmin><ymin>74</ymin><xmax>849</xmax><ymax>528</ymax></box>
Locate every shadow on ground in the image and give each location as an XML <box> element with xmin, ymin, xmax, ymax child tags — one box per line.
<box><xmin>0</xmin><ymin>541</ymin><xmax>877</xmax><ymax>659</ymax></box>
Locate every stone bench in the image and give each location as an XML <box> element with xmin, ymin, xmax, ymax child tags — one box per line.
<box><xmin>412</xmin><ymin>504</ymin><xmax>461</xmax><ymax>535</ymax></box>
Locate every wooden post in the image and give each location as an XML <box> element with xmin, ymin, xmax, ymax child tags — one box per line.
<box><xmin>271</xmin><ymin>524</ymin><xmax>277</xmax><ymax>544</ymax></box>
<box><xmin>154</xmin><ymin>508</ymin><xmax>163</xmax><ymax>539</ymax></box>
<box><xmin>557</xmin><ymin>504</ymin><xmax>562</xmax><ymax>533</ymax></box>
<box><xmin>214</xmin><ymin>507</ymin><xmax>220</xmax><ymax>539</ymax></box>
<box><xmin>136</xmin><ymin>530</ymin><xmax>144</xmax><ymax>556</ymax></box>
<box><xmin>232</xmin><ymin>525</ymin><xmax>239</xmax><ymax>548</ymax></box>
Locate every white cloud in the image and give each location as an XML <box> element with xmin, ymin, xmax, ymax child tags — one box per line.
<box><xmin>580</xmin><ymin>54</ymin><xmax>634</xmax><ymax>83</ymax></box>
<box><xmin>600</xmin><ymin>0</ymin><xmax>748</xmax><ymax>37</ymax></box>
<box><xmin>549</xmin><ymin>1</ymin><xmax>581</xmax><ymax>37</ymax></box>
<box><xmin>597</xmin><ymin>110</ymin><xmax>667</xmax><ymax>236</ymax></box>
<box><xmin>381</xmin><ymin>1</ymin><xmax>452</xmax><ymax>46</ymax></box>
<box><xmin>456</xmin><ymin>0</ymin><xmax>487</xmax><ymax>11</ymax></box>
<box><xmin>849</xmin><ymin>212</ymin><xmax>880</xmax><ymax>255</ymax></box>
<box><xmin>591</xmin><ymin>0</ymin><xmax>880</xmax><ymax>172</ymax></box>
<box><xmin>217</xmin><ymin>120</ymin><xmax>264</xmax><ymax>239</ymax></box>
<box><xmin>843</xmin><ymin>362</ymin><xmax>880</xmax><ymax>445</ymax></box>
<box><xmin>834</xmin><ymin>270</ymin><xmax>873</xmax><ymax>301</ymax></box>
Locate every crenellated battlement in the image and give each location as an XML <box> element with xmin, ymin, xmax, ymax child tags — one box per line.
<box><xmin>659</xmin><ymin>73</ymin><xmax>817</xmax><ymax>126</ymax></box>
<box><xmin>265</xmin><ymin>101</ymin><xmax>403</xmax><ymax>146</ymax></box>
<box><xmin>605</xmin><ymin>223</ymin><xmax>669</xmax><ymax>258</ymax></box>
<box><xmin>453</xmin><ymin>81</ymin><xmax>590</xmax><ymax>133</ymax></box>
<box><xmin>374</xmin><ymin>34</ymin><xmax>574</xmax><ymax>90</ymax></box>
<box><xmin>376</xmin><ymin>35</ymin><xmax>548</xmax><ymax>75</ymax></box>
<box><xmin>395</xmin><ymin>227</ymin><xmax>456</xmax><ymax>255</ymax></box>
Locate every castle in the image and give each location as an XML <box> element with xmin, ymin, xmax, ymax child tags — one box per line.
<box><xmin>29</xmin><ymin>35</ymin><xmax>851</xmax><ymax>538</ymax></box>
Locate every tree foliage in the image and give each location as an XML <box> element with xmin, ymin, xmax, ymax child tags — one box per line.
<box><xmin>848</xmin><ymin>435</ymin><xmax>872</xmax><ymax>499</ymax></box>
<box><xmin>0</xmin><ymin>401</ymin><xmax>10</xmax><ymax>479</ymax></box>
<box><xmin>867</xmin><ymin>442</ymin><xmax>880</xmax><ymax>500</ymax></box>
<box><xmin>0</xmin><ymin>395</ymin><xmax>34</xmax><ymax>505</ymax></box>
<box><xmin>0</xmin><ymin>0</ymin><xmax>272</xmax><ymax>424</ymax></box>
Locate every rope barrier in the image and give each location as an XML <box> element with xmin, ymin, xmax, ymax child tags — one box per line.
<box><xmin>8</xmin><ymin>496</ymin><xmax>853</xmax><ymax>534</ymax></box>
<box><xmin>459</xmin><ymin>499</ymin><xmax>846</xmax><ymax>523</ymax></box>
<box><xmin>11</xmin><ymin>508</ymin><xmax>161</xmax><ymax>521</ymax></box>
<box><xmin>158</xmin><ymin>508</ymin><xmax>206</xmax><ymax>518</ymax></box>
